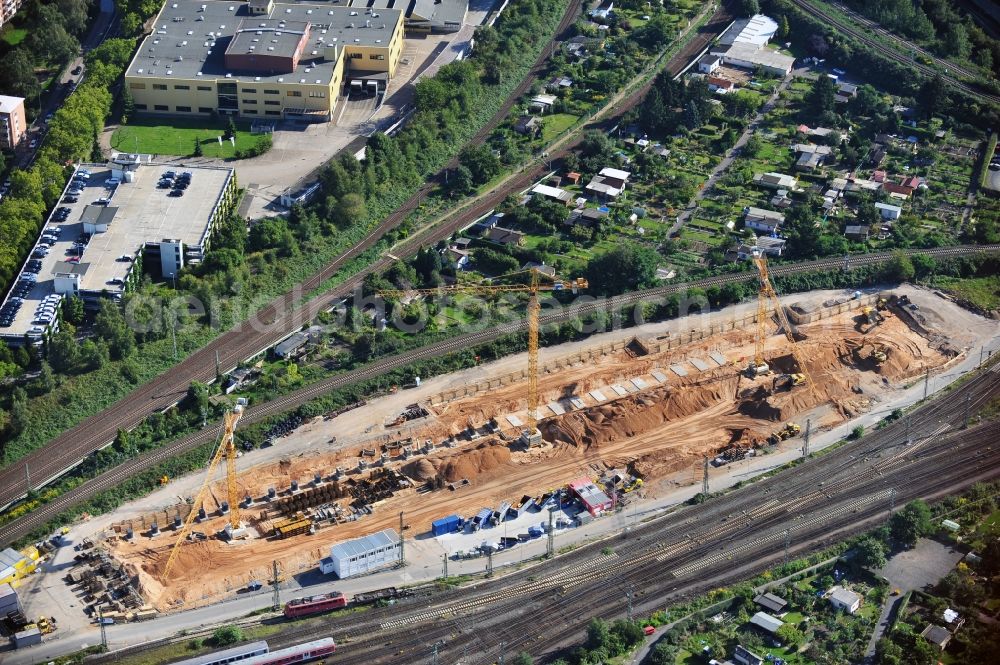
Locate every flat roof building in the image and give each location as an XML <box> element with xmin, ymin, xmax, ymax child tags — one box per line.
<box><xmin>716</xmin><ymin>43</ymin><xmax>795</xmax><ymax>77</ymax></box>
<box><xmin>569</xmin><ymin>477</ymin><xmax>613</xmax><ymax>516</ymax></box>
<box><xmin>328</xmin><ymin>528</ymin><xmax>401</xmax><ymax>578</ymax></box>
<box><xmin>407</xmin><ymin>0</ymin><xmax>467</xmax><ymax>33</ymax></box>
<box><xmin>0</xmin><ymin>159</ymin><xmax>237</xmax><ymax>346</ymax></box>
<box><xmin>719</xmin><ymin>14</ymin><xmax>779</xmax><ymax>48</ymax></box>
<box><xmin>749</xmin><ymin>611</ymin><xmax>783</xmax><ymax>634</ymax></box>
<box><xmin>0</xmin><ymin>95</ymin><xmax>27</xmax><ymax>151</ymax></box>
<box><xmin>124</xmin><ymin>1</ymin><xmax>405</xmax><ymax>122</ymax></box>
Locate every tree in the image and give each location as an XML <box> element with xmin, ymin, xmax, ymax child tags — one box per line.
<box><xmin>94</xmin><ymin>299</ymin><xmax>135</xmax><ymax>360</ymax></box>
<box><xmin>853</xmin><ymin>536</ymin><xmax>888</xmax><ymax>569</ymax></box>
<box><xmin>225</xmin><ymin>117</ymin><xmax>238</xmax><ymax>140</ymax></box>
<box><xmin>80</xmin><ymin>339</ymin><xmax>109</xmax><ymax>372</ymax></box>
<box><xmin>211</xmin><ymin>625</ymin><xmax>244</xmax><ymax>647</ymax></box>
<box><xmin>776</xmin><ymin>624</ymin><xmax>804</xmax><ymax>648</ymax></box>
<box><xmin>743</xmin><ymin>134</ymin><xmax>763</xmax><ymax>158</ymax></box>
<box><xmin>682</xmin><ymin>100</ymin><xmax>702</xmax><ymax>130</ymax></box>
<box><xmin>0</xmin><ymin>50</ymin><xmax>41</xmax><ymax>101</ymax></box>
<box><xmin>917</xmin><ymin>75</ymin><xmax>948</xmax><ymax>120</ymax></box>
<box><xmin>447</xmin><ymin>165</ymin><xmax>475</xmax><ymax>196</ymax></box>
<box><xmin>193</xmin><ymin>138</ymin><xmax>203</xmax><ymax>157</ymax></box>
<box><xmin>62</xmin><ymin>296</ymin><xmax>85</xmax><ymax>325</ymax></box>
<box><xmin>890</xmin><ymin>499</ymin><xmax>932</xmax><ymax>546</ymax></box>
<box><xmin>334</xmin><ymin>192</ymin><xmax>367</xmax><ymax>227</ymax></box>
<box><xmin>248</xmin><ymin>217</ymin><xmax>296</xmax><ymax>255</ymax></box>
<box><xmin>784</xmin><ymin>204</ymin><xmax>821</xmax><ymax>259</ymax></box>
<box><xmin>29</xmin><ymin>6</ymin><xmax>80</xmax><ymax>65</ymax></box>
<box><xmin>885</xmin><ymin>251</ymin><xmax>915</xmax><ymax>282</ymax></box>
<box><xmin>648</xmin><ymin>641</ymin><xmax>679</xmax><ymax>665</ymax></box>
<box><xmin>34</xmin><ymin>361</ymin><xmax>56</xmax><ymax>394</ymax></box>
<box><xmin>459</xmin><ymin>144</ymin><xmax>501</xmax><ymax>185</ymax></box>
<box><xmin>586</xmin><ymin>618</ymin><xmax>611</xmax><ymax>651</ymax></box>
<box><xmin>584</xmin><ymin>243</ymin><xmax>660</xmax><ymax>295</ymax></box>
<box><xmin>48</xmin><ymin>330</ymin><xmax>80</xmax><ymax>373</ymax></box>
<box><xmin>808</xmin><ymin>74</ymin><xmax>837</xmax><ymax>116</ymax></box>
<box><xmin>510</xmin><ymin>653</ymin><xmax>533</xmax><ymax>665</ymax></box>
<box><xmin>739</xmin><ymin>0</ymin><xmax>760</xmax><ymax>17</ymax></box>
<box><xmin>778</xmin><ymin>15</ymin><xmax>790</xmax><ymax>40</ymax></box>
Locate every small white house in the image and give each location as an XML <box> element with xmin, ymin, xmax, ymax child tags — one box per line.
<box><xmin>324</xmin><ymin>529</ymin><xmax>401</xmax><ymax>579</ymax></box>
<box><xmin>828</xmin><ymin>586</ymin><xmax>862</xmax><ymax>614</ymax></box>
<box><xmin>698</xmin><ymin>54</ymin><xmax>722</xmax><ymax>74</ymax></box>
<box><xmin>875</xmin><ymin>202</ymin><xmax>902</xmax><ymax>221</ymax></box>
<box><xmin>744</xmin><ymin>206</ymin><xmax>785</xmax><ymax>233</ymax></box>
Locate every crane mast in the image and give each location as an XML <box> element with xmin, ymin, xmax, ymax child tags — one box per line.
<box><xmin>378</xmin><ymin>269</ymin><xmax>586</xmax><ymax>442</ymax></box>
<box><xmin>162</xmin><ymin>402</ymin><xmax>245</xmax><ymax>580</ymax></box>
<box><xmin>749</xmin><ymin>254</ymin><xmax>813</xmax><ymax>391</ymax></box>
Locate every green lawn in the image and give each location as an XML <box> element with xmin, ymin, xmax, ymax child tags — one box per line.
<box><xmin>111</xmin><ymin>117</ymin><xmax>261</xmax><ymax>158</ymax></box>
<box><xmin>541</xmin><ymin>112</ymin><xmax>580</xmax><ymax>142</ymax></box>
<box><xmin>2</xmin><ymin>26</ymin><xmax>28</xmax><ymax>46</ymax></box>
<box><xmin>932</xmin><ymin>275</ymin><xmax>1000</xmax><ymax>312</ymax></box>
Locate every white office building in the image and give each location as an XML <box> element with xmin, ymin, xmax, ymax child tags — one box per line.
<box><xmin>324</xmin><ymin>529</ymin><xmax>401</xmax><ymax>579</ymax></box>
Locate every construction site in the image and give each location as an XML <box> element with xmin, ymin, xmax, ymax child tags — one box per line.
<box><xmin>60</xmin><ymin>276</ymin><xmax>990</xmax><ymax>617</ymax></box>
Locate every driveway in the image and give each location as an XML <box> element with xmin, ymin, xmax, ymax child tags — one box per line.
<box><xmin>862</xmin><ymin>538</ymin><xmax>964</xmax><ymax>660</ymax></box>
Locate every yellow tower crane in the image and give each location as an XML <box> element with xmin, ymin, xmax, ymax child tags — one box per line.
<box><xmin>378</xmin><ymin>269</ymin><xmax>587</xmax><ymax>440</ymax></box>
<box><xmin>748</xmin><ymin>253</ymin><xmax>813</xmax><ymax>391</ymax></box>
<box><xmin>162</xmin><ymin>400</ymin><xmax>246</xmax><ymax>580</ymax></box>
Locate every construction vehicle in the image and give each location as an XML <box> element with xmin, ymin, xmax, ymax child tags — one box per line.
<box><xmin>876</xmin><ymin>297</ymin><xmax>888</xmax><ymax>311</ymax></box>
<box><xmin>773</xmin><ymin>373</ymin><xmax>807</xmax><ymax>391</ymax></box>
<box><xmin>159</xmin><ymin>475</ymin><xmax>169</xmax><ymax>486</ymax></box>
<box><xmin>768</xmin><ymin>422</ymin><xmax>801</xmax><ymax>445</ymax></box>
<box><xmin>36</xmin><ymin>616</ymin><xmax>55</xmax><ymax>634</ymax></box>
<box><xmin>747</xmin><ymin>253</ymin><xmax>813</xmax><ymax>390</ymax></box>
<box><xmin>857</xmin><ymin>305</ymin><xmax>885</xmax><ymax>333</ymax></box>
<box><xmin>162</xmin><ymin>398</ymin><xmax>248</xmax><ymax>579</ymax></box>
<box><xmin>379</xmin><ymin>269</ymin><xmax>587</xmax><ymax>443</ymax></box>
<box><xmin>623</xmin><ymin>478</ymin><xmax>643</xmax><ymax>493</ymax></box>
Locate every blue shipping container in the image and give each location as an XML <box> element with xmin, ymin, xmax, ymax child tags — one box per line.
<box><xmin>431</xmin><ymin>514</ymin><xmax>462</xmax><ymax>536</ymax></box>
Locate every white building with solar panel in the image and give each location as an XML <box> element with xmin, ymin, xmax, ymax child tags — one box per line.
<box><xmin>325</xmin><ymin>528</ymin><xmax>401</xmax><ymax>578</ymax></box>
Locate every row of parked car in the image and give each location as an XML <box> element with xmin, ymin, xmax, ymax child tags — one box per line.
<box><xmin>159</xmin><ymin>170</ymin><xmax>192</xmax><ymax>197</ymax></box>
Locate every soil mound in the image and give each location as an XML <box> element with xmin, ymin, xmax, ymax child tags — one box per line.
<box><xmin>541</xmin><ymin>383</ymin><xmax>730</xmax><ymax>449</ymax></box>
<box><xmin>438</xmin><ymin>443</ymin><xmax>511</xmax><ymax>483</ymax></box>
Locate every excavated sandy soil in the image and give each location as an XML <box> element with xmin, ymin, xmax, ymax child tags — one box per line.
<box><xmin>109</xmin><ymin>306</ymin><xmax>954</xmax><ymax>610</ymax></box>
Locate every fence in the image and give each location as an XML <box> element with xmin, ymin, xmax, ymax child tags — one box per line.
<box><xmin>425</xmin><ymin>293</ymin><xmax>883</xmax><ymax>406</ymax></box>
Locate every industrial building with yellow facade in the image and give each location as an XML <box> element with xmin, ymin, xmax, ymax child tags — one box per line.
<box><xmin>124</xmin><ymin>0</ymin><xmax>407</xmax><ymax>122</ymax></box>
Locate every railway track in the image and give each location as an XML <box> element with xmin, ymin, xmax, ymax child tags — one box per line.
<box><xmin>1</xmin><ymin>242</ymin><xmax>997</xmax><ymax>547</ymax></box>
<box><xmin>789</xmin><ymin>0</ymin><xmax>1000</xmax><ymax>105</ymax></box>
<box><xmin>278</xmin><ymin>393</ymin><xmax>1000</xmax><ymax>664</ymax></box>
<box><xmin>0</xmin><ymin>0</ymin><xmax>735</xmax><ymax>519</ymax></box>
<box><xmin>818</xmin><ymin>0</ymin><xmax>981</xmax><ymax>82</ymax></box>
<box><xmin>0</xmin><ymin>0</ymin><xmax>586</xmax><ymax>510</ymax></box>
<box><xmin>85</xmin><ymin>365</ymin><xmax>1000</xmax><ymax>665</ymax></box>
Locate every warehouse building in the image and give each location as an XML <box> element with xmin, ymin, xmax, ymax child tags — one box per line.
<box><xmin>0</xmin><ymin>582</ymin><xmax>23</xmax><ymax>615</ymax></box>
<box><xmin>0</xmin><ymin>547</ymin><xmax>39</xmax><ymax>587</ymax></box>
<box><xmin>124</xmin><ymin>0</ymin><xmax>405</xmax><ymax>122</ymax></box>
<box><xmin>322</xmin><ymin>528</ymin><xmax>401</xmax><ymax>578</ymax></box>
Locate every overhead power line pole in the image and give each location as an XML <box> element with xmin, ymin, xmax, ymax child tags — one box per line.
<box><xmin>271</xmin><ymin>560</ymin><xmax>280</xmax><ymax>612</ymax></box>
<box><xmin>702</xmin><ymin>457</ymin><xmax>710</xmax><ymax>495</ymax></box>
<box><xmin>803</xmin><ymin>419</ymin><xmax>811</xmax><ymax>458</ymax></box>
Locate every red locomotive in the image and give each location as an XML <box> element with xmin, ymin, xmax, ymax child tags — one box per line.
<box><xmin>283</xmin><ymin>591</ymin><xmax>348</xmax><ymax>618</ymax></box>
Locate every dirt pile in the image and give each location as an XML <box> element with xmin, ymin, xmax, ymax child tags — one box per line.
<box><xmin>401</xmin><ymin>441</ymin><xmax>513</xmax><ymax>484</ymax></box>
<box><xmin>541</xmin><ymin>382</ymin><xmax>733</xmax><ymax>449</ymax></box>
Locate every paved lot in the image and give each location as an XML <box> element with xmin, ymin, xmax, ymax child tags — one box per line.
<box><xmin>878</xmin><ymin>538</ymin><xmax>964</xmax><ymax>592</ymax></box>
<box><xmin>863</xmin><ymin>538</ymin><xmax>964</xmax><ymax>660</ymax></box>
